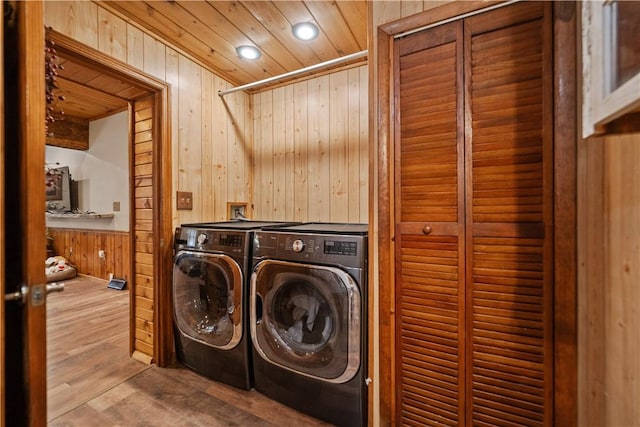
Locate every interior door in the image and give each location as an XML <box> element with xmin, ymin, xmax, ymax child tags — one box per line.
<box><xmin>393</xmin><ymin>2</ymin><xmax>552</xmax><ymax>425</ymax></box>
<box><xmin>394</xmin><ymin>20</ymin><xmax>466</xmax><ymax>424</ymax></box>
<box><xmin>3</xmin><ymin>2</ymin><xmax>48</xmax><ymax>425</ymax></box>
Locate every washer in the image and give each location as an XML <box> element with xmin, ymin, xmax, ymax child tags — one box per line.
<box><xmin>173</xmin><ymin>221</ymin><xmax>295</xmax><ymax>390</ymax></box>
<box><xmin>250</xmin><ymin>223</ymin><xmax>368</xmax><ymax>427</ymax></box>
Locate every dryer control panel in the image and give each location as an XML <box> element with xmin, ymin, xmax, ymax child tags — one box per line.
<box><xmin>253</xmin><ymin>231</ymin><xmax>366</xmax><ymax>269</ymax></box>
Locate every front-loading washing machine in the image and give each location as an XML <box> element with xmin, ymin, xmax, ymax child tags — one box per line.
<box><xmin>250</xmin><ymin>223</ymin><xmax>368</xmax><ymax>427</ymax></box>
<box><xmin>173</xmin><ymin>220</ymin><xmax>295</xmax><ymax>390</ymax></box>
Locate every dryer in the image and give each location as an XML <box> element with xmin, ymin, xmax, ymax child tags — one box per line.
<box><xmin>250</xmin><ymin>223</ymin><xmax>368</xmax><ymax>427</ymax></box>
<box><xmin>173</xmin><ymin>221</ymin><xmax>294</xmax><ymax>390</ymax></box>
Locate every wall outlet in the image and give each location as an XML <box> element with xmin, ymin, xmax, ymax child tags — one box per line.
<box><xmin>113</xmin><ymin>201</ymin><xmax>120</xmax><ymax>211</ymax></box>
<box><xmin>177</xmin><ymin>191</ymin><xmax>193</xmax><ymax>210</ymax></box>
<box><xmin>227</xmin><ymin>202</ymin><xmax>248</xmax><ymax>220</ymax></box>
<box><xmin>98</xmin><ymin>249</ymin><xmax>105</xmax><ymax>259</ymax></box>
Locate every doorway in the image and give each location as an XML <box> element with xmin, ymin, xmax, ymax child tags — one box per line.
<box><xmin>45</xmin><ymin>29</ymin><xmax>173</xmax><ymax>380</ymax></box>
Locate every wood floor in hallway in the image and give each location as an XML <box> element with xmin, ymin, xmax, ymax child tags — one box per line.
<box><xmin>46</xmin><ymin>275</ymin><xmax>330</xmax><ymax>426</ymax></box>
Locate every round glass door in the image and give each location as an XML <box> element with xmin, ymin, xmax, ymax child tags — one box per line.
<box><xmin>250</xmin><ymin>260</ymin><xmax>361</xmax><ymax>383</ymax></box>
<box><xmin>173</xmin><ymin>251</ymin><xmax>243</xmax><ymax>350</ymax></box>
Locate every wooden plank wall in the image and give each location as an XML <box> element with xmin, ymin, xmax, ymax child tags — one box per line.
<box><xmin>578</xmin><ymin>132</ymin><xmax>640</xmax><ymax>426</ymax></box>
<box><xmin>44</xmin><ymin>1</ymin><xmax>252</xmax><ymax>228</ymax></box>
<box><xmin>48</xmin><ymin>228</ymin><xmax>130</xmax><ymax>281</ymax></box>
<box><xmin>133</xmin><ymin>96</ymin><xmax>154</xmax><ymax>358</ymax></box>
<box><xmin>251</xmin><ymin>65</ymin><xmax>368</xmax><ymax>223</ymax></box>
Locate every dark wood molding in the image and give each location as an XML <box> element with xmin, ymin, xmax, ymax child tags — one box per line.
<box><xmin>379</xmin><ymin>1</ymin><xmax>503</xmax><ymax>36</ymax></box>
<box><xmin>553</xmin><ymin>2</ymin><xmax>578</xmax><ymax>425</ymax></box>
<box><xmin>376</xmin><ymin>23</ymin><xmax>394</xmax><ymax>427</ymax></box>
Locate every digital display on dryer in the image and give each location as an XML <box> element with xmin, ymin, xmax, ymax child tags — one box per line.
<box><xmin>324</xmin><ymin>240</ymin><xmax>357</xmax><ymax>256</ymax></box>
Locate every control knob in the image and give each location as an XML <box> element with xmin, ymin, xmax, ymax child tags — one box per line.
<box><xmin>197</xmin><ymin>233</ymin><xmax>208</xmax><ymax>245</ymax></box>
<box><xmin>291</xmin><ymin>239</ymin><xmax>305</xmax><ymax>253</ymax></box>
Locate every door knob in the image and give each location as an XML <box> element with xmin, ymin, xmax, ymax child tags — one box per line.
<box><xmin>4</xmin><ymin>282</ymin><xmax>64</xmax><ymax>306</ymax></box>
<box><xmin>4</xmin><ymin>284</ymin><xmax>28</xmax><ymax>304</ymax></box>
<box><xmin>422</xmin><ymin>225</ymin><xmax>432</xmax><ymax>235</ymax></box>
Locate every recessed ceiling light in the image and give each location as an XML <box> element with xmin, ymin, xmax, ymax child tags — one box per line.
<box><xmin>292</xmin><ymin>22</ymin><xmax>319</xmax><ymax>41</ymax></box>
<box><xmin>236</xmin><ymin>45</ymin><xmax>261</xmax><ymax>60</ymax></box>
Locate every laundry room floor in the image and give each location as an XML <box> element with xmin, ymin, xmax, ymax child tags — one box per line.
<box><xmin>47</xmin><ymin>276</ymin><xmax>331</xmax><ymax>426</ymax></box>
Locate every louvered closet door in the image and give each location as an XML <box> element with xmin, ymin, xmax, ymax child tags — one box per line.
<box><xmin>465</xmin><ymin>3</ymin><xmax>552</xmax><ymax>426</ymax></box>
<box><xmin>394</xmin><ymin>2</ymin><xmax>552</xmax><ymax>426</ymax></box>
<box><xmin>395</xmin><ymin>21</ymin><xmax>465</xmax><ymax>426</ymax></box>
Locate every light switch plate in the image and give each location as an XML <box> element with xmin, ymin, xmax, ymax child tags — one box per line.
<box><xmin>177</xmin><ymin>191</ymin><xmax>193</xmax><ymax>210</ymax></box>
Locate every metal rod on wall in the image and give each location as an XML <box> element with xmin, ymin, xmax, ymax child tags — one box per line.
<box><xmin>218</xmin><ymin>50</ymin><xmax>368</xmax><ymax>97</ymax></box>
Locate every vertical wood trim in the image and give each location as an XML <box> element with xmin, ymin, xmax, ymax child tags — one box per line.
<box><xmin>17</xmin><ymin>2</ymin><xmax>47</xmax><ymax>424</ymax></box>
<box><xmin>577</xmin><ymin>137</ymin><xmax>605</xmax><ymax>426</ymax></box>
<box><xmin>376</xmin><ymin>24</ymin><xmax>394</xmax><ymax>426</ymax></box>
<box><xmin>0</xmin><ymin>2</ymin><xmax>5</xmax><ymax>423</ymax></box>
<box><xmin>553</xmin><ymin>2</ymin><xmax>577</xmax><ymax>425</ymax></box>
<box><xmin>461</xmin><ymin>18</ymin><xmax>472</xmax><ymax>425</ymax></box>
<box><xmin>155</xmin><ymin>86</ymin><xmax>173</xmax><ymax>367</ymax></box>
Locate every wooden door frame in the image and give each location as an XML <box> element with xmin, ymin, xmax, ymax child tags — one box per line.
<box><xmin>1</xmin><ymin>2</ymin><xmax>5</xmax><ymax>423</ymax></box>
<box><xmin>45</xmin><ymin>30</ymin><xmax>174</xmax><ymax>367</ymax></box>
<box><xmin>375</xmin><ymin>1</ymin><xmax>577</xmax><ymax>425</ymax></box>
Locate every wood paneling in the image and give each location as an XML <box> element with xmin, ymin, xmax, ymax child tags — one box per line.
<box><xmin>48</xmin><ymin>228</ymin><xmax>131</xmax><ymax>281</ymax></box>
<box><xmin>132</xmin><ymin>95</ymin><xmax>155</xmax><ymax>360</ymax></box>
<box><xmin>578</xmin><ymin>133</ymin><xmax>640</xmax><ymax>426</ymax></box>
<box><xmin>251</xmin><ymin>65</ymin><xmax>368</xmax><ymax>223</ymax></box>
<box><xmin>44</xmin><ymin>1</ymin><xmax>252</xmax><ymax>228</ymax></box>
<box><xmin>101</xmin><ymin>1</ymin><xmax>367</xmax><ymax>89</ymax></box>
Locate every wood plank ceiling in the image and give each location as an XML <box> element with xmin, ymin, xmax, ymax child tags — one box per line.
<box><xmin>48</xmin><ymin>1</ymin><xmax>367</xmax><ymax>122</ymax></box>
<box><xmin>101</xmin><ymin>0</ymin><xmax>368</xmax><ymax>88</ymax></box>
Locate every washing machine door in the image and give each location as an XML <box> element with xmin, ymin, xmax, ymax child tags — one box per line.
<box><xmin>250</xmin><ymin>260</ymin><xmax>361</xmax><ymax>383</ymax></box>
<box><xmin>173</xmin><ymin>250</ymin><xmax>243</xmax><ymax>350</ymax></box>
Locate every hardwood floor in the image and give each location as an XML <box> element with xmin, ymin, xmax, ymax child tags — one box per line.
<box><xmin>47</xmin><ymin>276</ymin><xmax>331</xmax><ymax>426</ymax></box>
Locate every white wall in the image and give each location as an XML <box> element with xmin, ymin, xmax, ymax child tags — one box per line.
<box><xmin>45</xmin><ymin>110</ymin><xmax>129</xmax><ymax>231</ymax></box>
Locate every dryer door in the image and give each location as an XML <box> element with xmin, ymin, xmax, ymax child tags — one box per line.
<box><xmin>173</xmin><ymin>251</ymin><xmax>243</xmax><ymax>350</ymax></box>
<box><xmin>251</xmin><ymin>260</ymin><xmax>361</xmax><ymax>383</ymax></box>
